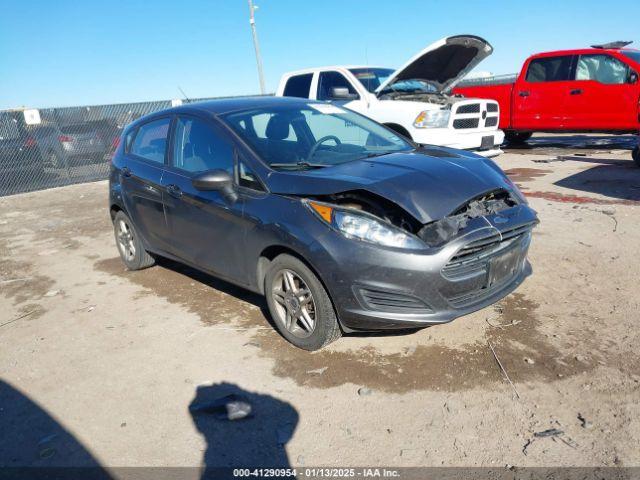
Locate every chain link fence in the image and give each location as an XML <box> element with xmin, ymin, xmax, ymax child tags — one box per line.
<box><xmin>1</xmin><ymin>73</ymin><xmax>519</xmax><ymax>198</ymax></box>
<box><xmin>0</xmin><ymin>96</ymin><xmax>261</xmax><ymax>197</ymax></box>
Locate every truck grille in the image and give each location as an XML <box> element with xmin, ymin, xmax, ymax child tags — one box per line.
<box><xmin>456</xmin><ymin>104</ymin><xmax>480</xmax><ymax>114</ymax></box>
<box><xmin>452</xmin><ymin>101</ymin><xmax>500</xmax><ymax>130</ymax></box>
<box><xmin>453</xmin><ymin>118</ymin><xmax>479</xmax><ymax>129</ymax></box>
<box><xmin>485</xmin><ymin>117</ymin><xmax>498</xmax><ymax>127</ymax></box>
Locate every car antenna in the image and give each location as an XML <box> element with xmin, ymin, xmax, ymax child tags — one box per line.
<box><xmin>178</xmin><ymin>86</ymin><xmax>191</xmax><ymax>103</ymax></box>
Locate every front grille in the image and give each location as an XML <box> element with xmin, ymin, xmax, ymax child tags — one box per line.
<box><xmin>485</xmin><ymin>116</ymin><xmax>498</xmax><ymax>127</ymax></box>
<box><xmin>456</xmin><ymin>103</ymin><xmax>480</xmax><ymax>114</ymax></box>
<box><xmin>357</xmin><ymin>288</ymin><xmax>433</xmax><ymax>314</ymax></box>
<box><xmin>453</xmin><ymin>118</ymin><xmax>480</xmax><ymax>129</ymax></box>
<box><xmin>441</xmin><ymin>223</ymin><xmax>534</xmax><ymax>308</ymax></box>
<box><xmin>442</xmin><ymin>222</ymin><xmax>533</xmax><ymax>283</ymax></box>
<box><xmin>487</xmin><ymin>103</ymin><xmax>498</xmax><ymax>113</ymax></box>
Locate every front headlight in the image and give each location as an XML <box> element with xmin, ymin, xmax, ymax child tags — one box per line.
<box><xmin>413</xmin><ymin>109</ymin><xmax>450</xmax><ymax>129</ymax></box>
<box><xmin>305</xmin><ymin>200</ymin><xmax>425</xmax><ymax>250</ymax></box>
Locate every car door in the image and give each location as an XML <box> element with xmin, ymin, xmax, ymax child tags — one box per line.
<box><xmin>121</xmin><ymin>117</ymin><xmax>171</xmax><ymax>251</ymax></box>
<box><xmin>564</xmin><ymin>53</ymin><xmax>637</xmax><ymax>130</ymax></box>
<box><xmin>161</xmin><ymin>114</ymin><xmax>247</xmax><ymax>282</ymax></box>
<box><xmin>512</xmin><ymin>55</ymin><xmax>574</xmax><ymax>130</ymax></box>
<box><xmin>315</xmin><ymin>71</ymin><xmax>365</xmax><ymax>114</ymax></box>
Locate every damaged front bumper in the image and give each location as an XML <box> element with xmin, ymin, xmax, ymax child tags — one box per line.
<box><xmin>315</xmin><ymin>204</ymin><xmax>538</xmax><ymax>331</ymax></box>
<box><xmin>412</xmin><ymin>128</ymin><xmax>506</xmax><ymax>158</ymax></box>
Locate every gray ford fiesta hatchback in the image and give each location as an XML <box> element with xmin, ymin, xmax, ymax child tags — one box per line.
<box><xmin>109</xmin><ymin>96</ymin><xmax>538</xmax><ymax>350</ymax></box>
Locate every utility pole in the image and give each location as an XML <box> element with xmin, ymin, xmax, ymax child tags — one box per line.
<box><xmin>248</xmin><ymin>0</ymin><xmax>266</xmax><ymax>94</ymax></box>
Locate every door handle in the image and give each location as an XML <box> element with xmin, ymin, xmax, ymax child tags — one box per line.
<box><xmin>518</xmin><ymin>90</ymin><xmax>530</xmax><ymax>97</ymax></box>
<box><xmin>570</xmin><ymin>89</ymin><xmax>583</xmax><ymax>95</ymax></box>
<box><xmin>121</xmin><ymin>166</ymin><xmax>131</xmax><ymax>177</ymax></box>
<box><xmin>167</xmin><ymin>184</ymin><xmax>182</xmax><ymax>198</ymax></box>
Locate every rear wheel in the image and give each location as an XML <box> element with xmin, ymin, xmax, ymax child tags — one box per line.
<box><xmin>264</xmin><ymin>254</ymin><xmax>341</xmax><ymax>351</ymax></box>
<box><xmin>504</xmin><ymin>130</ymin><xmax>533</xmax><ymax>144</ymax></box>
<box><xmin>113</xmin><ymin>211</ymin><xmax>155</xmax><ymax>270</ymax></box>
<box><xmin>49</xmin><ymin>151</ymin><xmax>63</xmax><ymax>169</ymax></box>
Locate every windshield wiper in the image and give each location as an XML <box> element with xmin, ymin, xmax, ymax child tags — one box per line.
<box><xmin>269</xmin><ymin>162</ymin><xmax>329</xmax><ymax>170</ymax></box>
<box><xmin>361</xmin><ymin>151</ymin><xmax>395</xmax><ymax>159</ymax></box>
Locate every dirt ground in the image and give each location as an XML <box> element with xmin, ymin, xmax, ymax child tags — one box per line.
<box><xmin>1</xmin><ymin>134</ymin><xmax>639</xmax><ymax>469</ymax></box>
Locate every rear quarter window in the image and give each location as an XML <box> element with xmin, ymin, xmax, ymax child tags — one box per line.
<box><xmin>283</xmin><ymin>74</ymin><xmax>313</xmax><ymax>98</ymax></box>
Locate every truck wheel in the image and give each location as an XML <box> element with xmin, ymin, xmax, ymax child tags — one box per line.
<box><xmin>633</xmin><ymin>146</ymin><xmax>640</xmax><ymax>167</ymax></box>
<box><xmin>504</xmin><ymin>131</ymin><xmax>532</xmax><ymax>145</ymax></box>
<box><xmin>265</xmin><ymin>254</ymin><xmax>341</xmax><ymax>351</ymax></box>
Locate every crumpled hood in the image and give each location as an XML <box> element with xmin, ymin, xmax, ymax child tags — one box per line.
<box><xmin>266</xmin><ymin>149</ymin><xmax>515</xmax><ymax>224</ymax></box>
<box><xmin>376</xmin><ymin>35</ymin><xmax>494</xmax><ymax>95</ymax></box>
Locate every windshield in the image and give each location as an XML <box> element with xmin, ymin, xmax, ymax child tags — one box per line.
<box><xmin>379</xmin><ymin>78</ymin><xmax>439</xmax><ymax>95</ymax></box>
<box><xmin>621</xmin><ymin>50</ymin><xmax>640</xmax><ymax>65</ymax></box>
<box><xmin>223</xmin><ymin>103</ymin><xmax>413</xmax><ymax>170</ymax></box>
<box><xmin>349</xmin><ymin>68</ymin><xmax>394</xmax><ymax>93</ymax></box>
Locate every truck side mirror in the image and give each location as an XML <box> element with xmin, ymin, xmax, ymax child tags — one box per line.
<box><xmin>629</xmin><ymin>72</ymin><xmax>638</xmax><ymax>84</ymax></box>
<box><xmin>330</xmin><ymin>87</ymin><xmax>358</xmax><ymax>100</ymax></box>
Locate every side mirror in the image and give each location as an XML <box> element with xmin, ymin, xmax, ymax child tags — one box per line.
<box><xmin>191</xmin><ymin>169</ymin><xmax>235</xmax><ymax>197</ymax></box>
<box><xmin>629</xmin><ymin>72</ymin><xmax>638</xmax><ymax>84</ymax></box>
<box><xmin>330</xmin><ymin>87</ymin><xmax>357</xmax><ymax>100</ymax></box>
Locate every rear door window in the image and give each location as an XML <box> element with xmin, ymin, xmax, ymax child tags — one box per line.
<box><xmin>576</xmin><ymin>54</ymin><xmax>629</xmax><ymax>84</ymax></box>
<box><xmin>525</xmin><ymin>56</ymin><xmax>573</xmax><ymax>82</ymax></box>
<box><xmin>317</xmin><ymin>71</ymin><xmax>359</xmax><ymax>100</ymax></box>
<box><xmin>283</xmin><ymin>74</ymin><xmax>313</xmax><ymax>98</ymax></box>
<box><xmin>130</xmin><ymin>117</ymin><xmax>170</xmax><ymax>164</ymax></box>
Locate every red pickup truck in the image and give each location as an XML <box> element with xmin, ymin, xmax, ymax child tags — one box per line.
<box><xmin>454</xmin><ymin>42</ymin><xmax>640</xmax><ymax>163</ymax></box>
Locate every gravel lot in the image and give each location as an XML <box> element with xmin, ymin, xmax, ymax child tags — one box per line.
<box><xmin>1</xmin><ymin>135</ymin><xmax>639</xmax><ymax>469</ymax></box>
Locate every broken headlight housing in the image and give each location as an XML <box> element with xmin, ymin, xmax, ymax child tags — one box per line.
<box><xmin>413</xmin><ymin>109</ymin><xmax>450</xmax><ymax>129</ymax></box>
<box><xmin>305</xmin><ymin>200</ymin><xmax>425</xmax><ymax>250</ymax></box>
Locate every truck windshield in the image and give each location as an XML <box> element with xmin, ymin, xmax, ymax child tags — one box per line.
<box><xmin>349</xmin><ymin>68</ymin><xmax>394</xmax><ymax>92</ymax></box>
<box><xmin>223</xmin><ymin>103</ymin><xmax>413</xmax><ymax>170</ymax></box>
<box><xmin>378</xmin><ymin>79</ymin><xmax>439</xmax><ymax>95</ymax></box>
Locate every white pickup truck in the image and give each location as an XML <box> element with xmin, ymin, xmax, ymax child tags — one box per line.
<box><xmin>276</xmin><ymin>35</ymin><xmax>504</xmax><ymax>157</ymax></box>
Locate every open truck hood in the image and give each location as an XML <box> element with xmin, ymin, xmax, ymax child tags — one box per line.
<box><xmin>267</xmin><ymin>149</ymin><xmax>513</xmax><ymax>224</ymax></box>
<box><xmin>375</xmin><ymin>35</ymin><xmax>493</xmax><ymax>95</ymax></box>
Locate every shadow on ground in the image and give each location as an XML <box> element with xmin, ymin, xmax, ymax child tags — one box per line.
<box><xmin>0</xmin><ymin>379</ymin><xmax>109</xmax><ymax>474</ymax></box>
<box><xmin>189</xmin><ymin>383</ymin><xmax>297</xmax><ymax>469</ymax></box>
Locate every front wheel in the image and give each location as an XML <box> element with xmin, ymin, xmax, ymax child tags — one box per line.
<box><xmin>113</xmin><ymin>211</ymin><xmax>155</xmax><ymax>270</ymax></box>
<box><xmin>264</xmin><ymin>254</ymin><xmax>341</xmax><ymax>351</ymax></box>
<box><xmin>633</xmin><ymin>146</ymin><xmax>640</xmax><ymax>167</ymax></box>
<box><xmin>504</xmin><ymin>130</ymin><xmax>533</xmax><ymax>145</ymax></box>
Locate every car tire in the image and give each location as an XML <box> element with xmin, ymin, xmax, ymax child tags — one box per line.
<box><xmin>264</xmin><ymin>254</ymin><xmax>341</xmax><ymax>351</ymax></box>
<box><xmin>633</xmin><ymin>146</ymin><xmax>640</xmax><ymax>168</ymax></box>
<box><xmin>49</xmin><ymin>151</ymin><xmax>63</xmax><ymax>169</ymax></box>
<box><xmin>113</xmin><ymin>211</ymin><xmax>155</xmax><ymax>270</ymax></box>
<box><xmin>504</xmin><ymin>131</ymin><xmax>533</xmax><ymax>144</ymax></box>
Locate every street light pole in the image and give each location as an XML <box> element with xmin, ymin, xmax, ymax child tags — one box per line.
<box><xmin>248</xmin><ymin>0</ymin><xmax>266</xmax><ymax>94</ymax></box>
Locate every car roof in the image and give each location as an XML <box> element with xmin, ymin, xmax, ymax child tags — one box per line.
<box><xmin>282</xmin><ymin>65</ymin><xmax>389</xmax><ymax>76</ymax></box>
<box><xmin>127</xmin><ymin>95</ymin><xmax>319</xmax><ymax>129</ymax></box>
<box><xmin>531</xmin><ymin>47</ymin><xmax>640</xmax><ymax>58</ymax></box>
